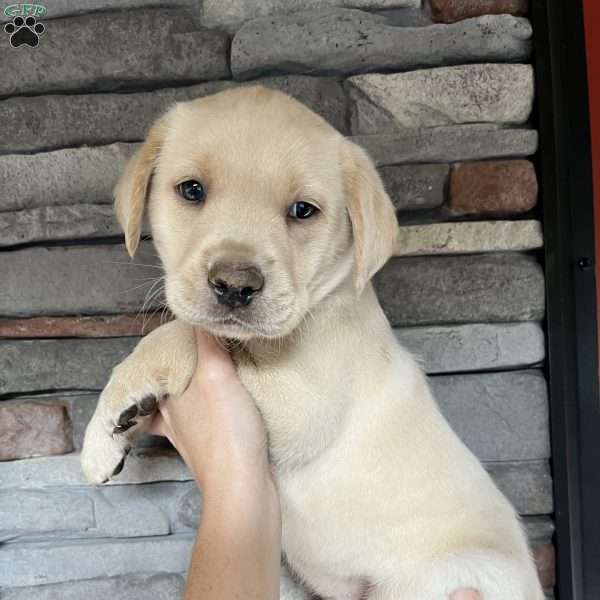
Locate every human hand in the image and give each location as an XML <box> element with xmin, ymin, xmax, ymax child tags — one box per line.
<box><xmin>148</xmin><ymin>328</ymin><xmax>272</xmax><ymax>495</ymax></box>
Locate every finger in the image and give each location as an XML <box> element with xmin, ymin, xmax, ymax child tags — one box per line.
<box><xmin>194</xmin><ymin>328</ymin><xmax>237</xmax><ymax>378</ymax></box>
<box><xmin>448</xmin><ymin>589</ymin><xmax>481</xmax><ymax>600</ymax></box>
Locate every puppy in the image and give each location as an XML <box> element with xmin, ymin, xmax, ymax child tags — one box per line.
<box><xmin>81</xmin><ymin>87</ymin><xmax>544</xmax><ymax>600</ymax></box>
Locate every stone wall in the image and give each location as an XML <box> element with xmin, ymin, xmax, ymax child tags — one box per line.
<box><xmin>0</xmin><ymin>0</ymin><xmax>554</xmax><ymax>598</ymax></box>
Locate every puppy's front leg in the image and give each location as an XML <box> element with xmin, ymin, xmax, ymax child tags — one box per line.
<box><xmin>81</xmin><ymin>319</ymin><xmax>195</xmax><ymax>484</ymax></box>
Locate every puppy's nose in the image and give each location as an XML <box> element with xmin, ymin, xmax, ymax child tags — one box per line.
<box><xmin>207</xmin><ymin>262</ymin><xmax>264</xmax><ymax>308</ymax></box>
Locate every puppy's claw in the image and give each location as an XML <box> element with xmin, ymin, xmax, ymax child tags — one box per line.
<box><xmin>111</xmin><ymin>456</ymin><xmax>126</xmax><ymax>477</ymax></box>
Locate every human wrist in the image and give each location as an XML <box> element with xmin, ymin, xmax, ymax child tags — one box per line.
<box><xmin>201</xmin><ymin>457</ymin><xmax>278</xmax><ymax>507</ymax></box>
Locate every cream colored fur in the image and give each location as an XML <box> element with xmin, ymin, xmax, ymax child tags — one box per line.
<box><xmin>81</xmin><ymin>87</ymin><xmax>544</xmax><ymax>600</ymax></box>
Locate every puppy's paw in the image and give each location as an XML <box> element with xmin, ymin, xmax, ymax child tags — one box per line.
<box><xmin>81</xmin><ymin>413</ymin><xmax>132</xmax><ymax>484</ymax></box>
<box><xmin>81</xmin><ymin>374</ymin><xmax>164</xmax><ymax>484</ymax></box>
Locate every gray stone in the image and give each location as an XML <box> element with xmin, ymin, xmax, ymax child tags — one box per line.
<box><xmin>0</xmin><ymin>490</ymin><xmax>94</xmax><ymax>539</ymax></box>
<box><xmin>394</xmin><ymin>220</ymin><xmax>544</xmax><ymax>256</ymax></box>
<box><xmin>0</xmin><ymin>450</ymin><xmax>191</xmax><ymax>489</ymax></box>
<box><xmin>524</xmin><ymin>516</ymin><xmax>555</xmax><ymax>544</ymax></box>
<box><xmin>175</xmin><ymin>485</ymin><xmax>203</xmax><ymax>529</ymax></box>
<box><xmin>201</xmin><ymin>0</ymin><xmax>421</xmax><ymax>31</ymax></box>
<box><xmin>349</xmin><ymin>64</ymin><xmax>534</xmax><ymax>133</ymax></box>
<box><xmin>0</xmin><ymin>448</ymin><xmax>549</xmax><ymax>517</ymax></box>
<box><xmin>0</xmin><ymin>535</ymin><xmax>195</xmax><ymax>588</ymax></box>
<box><xmin>0</xmin><ymin>480</ymin><xmax>198</xmax><ymax>542</ymax></box>
<box><xmin>395</xmin><ymin>322</ymin><xmax>545</xmax><ymax>374</ymax></box>
<box><xmin>486</xmin><ymin>461</ymin><xmax>553</xmax><ymax>515</ymax></box>
<box><xmin>0</xmin><ymin>10</ymin><xmax>229</xmax><ymax>97</ymax></box>
<box><xmin>91</xmin><ymin>485</ymin><xmax>172</xmax><ymax>538</ymax></box>
<box><xmin>231</xmin><ymin>11</ymin><xmax>531</xmax><ymax>79</ymax></box>
<box><xmin>380</xmin><ymin>164</ymin><xmax>448</xmax><ymax>212</ymax></box>
<box><xmin>374</xmin><ymin>253</ymin><xmax>545</xmax><ymax>326</ymax></box>
<box><xmin>0</xmin><ymin>338</ymin><xmax>138</xmax><ymax>396</ymax></box>
<box><xmin>0</xmin><ymin>242</ymin><xmax>162</xmax><ymax>318</ymax></box>
<box><xmin>0</xmin><ymin>0</ymin><xmax>194</xmax><ymax>20</ymax></box>
<box><xmin>354</xmin><ymin>125</ymin><xmax>538</xmax><ymax>166</ymax></box>
<box><xmin>0</xmin><ymin>205</ymin><xmax>122</xmax><ymax>247</ymax></box>
<box><xmin>0</xmin><ymin>573</ymin><xmax>186</xmax><ymax>600</ymax></box>
<box><xmin>0</xmin><ymin>144</ymin><xmax>136</xmax><ymax>212</ymax></box>
<box><xmin>0</xmin><ymin>570</ymin><xmax>307</xmax><ymax>600</ymax></box>
<box><xmin>431</xmin><ymin>370</ymin><xmax>550</xmax><ymax>462</ymax></box>
<box><xmin>0</xmin><ymin>77</ymin><xmax>348</xmax><ymax>155</ymax></box>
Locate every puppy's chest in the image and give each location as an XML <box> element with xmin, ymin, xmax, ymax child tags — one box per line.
<box><xmin>234</xmin><ymin>353</ymin><xmax>351</xmax><ymax>467</ymax></box>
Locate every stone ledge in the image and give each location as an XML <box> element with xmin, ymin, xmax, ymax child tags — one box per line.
<box><xmin>0</xmin><ymin>533</ymin><xmax>196</xmax><ymax>588</ymax></box>
<box><xmin>0</xmin><ymin>76</ymin><xmax>348</xmax><ymax>155</ymax></box>
<box><xmin>0</xmin><ymin>338</ymin><xmax>139</xmax><ymax>396</ymax></box>
<box><xmin>201</xmin><ymin>0</ymin><xmax>422</xmax><ymax>32</ymax></box>
<box><xmin>0</xmin><ymin>242</ymin><xmax>161</xmax><ymax>318</ymax></box>
<box><xmin>0</xmin><ymin>572</ymin><xmax>186</xmax><ymax>600</ymax></box>
<box><xmin>0</xmin><ymin>479</ymin><xmax>553</xmax><ymax>546</ymax></box>
<box><xmin>0</xmin><ymin>9</ymin><xmax>230</xmax><ymax>98</ymax></box>
<box><xmin>394</xmin><ymin>220</ymin><xmax>543</xmax><ymax>256</ymax></box>
<box><xmin>0</xmin><ymin>1</ymin><xmax>195</xmax><ymax>21</ymax></box>
<box><xmin>353</xmin><ymin>126</ymin><xmax>538</xmax><ymax>166</ymax></box>
<box><xmin>231</xmin><ymin>11</ymin><xmax>531</xmax><ymax>79</ymax></box>
<box><xmin>0</xmin><ymin>314</ymin><xmax>164</xmax><ymax>339</ymax></box>
<box><xmin>0</xmin><ymin>205</ymin><xmax>121</xmax><ymax>247</ymax></box>
<box><xmin>395</xmin><ymin>322</ymin><xmax>545</xmax><ymax>374</ymax></box>
<box><xmin>0</xmin><ymin>319</ymin><xmax>545</xmax><ymax>399</ymax></box>
<box><xmin>375</xmin><ymin>253</ymin><xmax>545</xmax><ymax>326</ymax></box>
<box><xmin>0</xmin><ymin>143</ymin><xmax>136</xmax><ymax>212</ymax></box>
<box><xmin>348</xmin><ymin>64</ymin><xmax>534</xmax><ymax>133</ymax></box>
<box><xmin>0</xmin><ymin>450</ymin><xmax>552</xmax><ymax>517</ymax></box>
<box><xmin>0</xmin><ymin>540</ymin><xmax>550</xmax><ymax>598</ymax></box>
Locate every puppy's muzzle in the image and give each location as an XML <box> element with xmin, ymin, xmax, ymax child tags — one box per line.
<box><xmin>208</xmin><ymin>261</ymin><xmax>265</xmax><ymax>309</ymax></box>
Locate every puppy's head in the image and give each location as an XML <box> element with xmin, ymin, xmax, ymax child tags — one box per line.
<box><xmin>114</xmin><ymin>86</ymin><xmax>397</xmax><ymax>340</ymax></box>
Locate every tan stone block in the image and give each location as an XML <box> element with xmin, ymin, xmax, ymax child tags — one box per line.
<box><xmin>0</xmin><ymin>402</ymin><xmax>73</xmax><ymax>461</ymax></box>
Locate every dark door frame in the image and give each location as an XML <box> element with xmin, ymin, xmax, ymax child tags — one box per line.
<box><xmin>532</xmin><ymin>1</ymin><xmax>600</xmax><ymax>598</ymax></box>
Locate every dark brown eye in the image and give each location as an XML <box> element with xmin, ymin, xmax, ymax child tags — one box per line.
<box><xmin>288</xmin><ymin>201</ymin><xmax>318</xmax><ymax>220</ymax></box>
<box><xmin>178</xmin><ymin>180</ymin><xmax>206</xmax><ymax>203</ymax></box>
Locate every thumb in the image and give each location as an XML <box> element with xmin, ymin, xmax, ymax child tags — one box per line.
<box><xmin>194</xmin><ymin>328</ymin><xmax>237</xmax><ymax>379</ymax></box>
<box><xmin>448</xmin><ymin>590</ymin><xmax>480</xmax><ymax>600</ymax></box>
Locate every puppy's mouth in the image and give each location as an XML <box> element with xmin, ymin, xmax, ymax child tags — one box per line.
<box><xmin>166</xmin><ymin>273</ymin><xmax>299</xmax><ymax>340</ymax></box>
<box><xmin>169</xmin><ymin>298</ymin><xmax>289</xmax><ymax>341</ymax></box>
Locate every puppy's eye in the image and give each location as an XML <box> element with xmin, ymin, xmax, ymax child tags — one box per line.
<box><xmin>288</xmin><ymin>201</ymin><xmax>318</xmax><ymax>220</ymax></box>
<box><xmin>177</xmin><ymin>180</ymin><xmax>206</xmax><ymax>203</ymax></box>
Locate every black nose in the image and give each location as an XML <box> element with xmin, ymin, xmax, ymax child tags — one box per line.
<box><xmin>208</xmin><ymin>262</ymin><xmax>265</xmax><ymax>309</ymax></box>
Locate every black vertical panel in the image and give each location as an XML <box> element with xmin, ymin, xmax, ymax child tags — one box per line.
<box><xmin>532</xmin><ymin>0</ymin><xmax>600</xmax><ymax>598</ymax></box>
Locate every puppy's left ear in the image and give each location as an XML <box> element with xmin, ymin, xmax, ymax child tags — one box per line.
<box><xmin>114</xmin><ymin>116</ymin><xmax>170</xmax><ymax>257</ymax></box>
<box><xmin>341</xmin><ymin>140</ymin><xmax>398</xmax><ymax>293</ymax></box>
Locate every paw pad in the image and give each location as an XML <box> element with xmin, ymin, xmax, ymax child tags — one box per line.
<box><xmin>112</xmin><ymin>394</ymin><xmax>157</xmax><ymax>434</ymax></box>
<box><xmin>4</xmin><ymin>16</ymin><xmax>45</xmax><ymax>48</ymax></box>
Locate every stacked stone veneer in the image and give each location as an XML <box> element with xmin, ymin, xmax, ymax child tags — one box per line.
<box><xmin>0</xmin><ymin>0</ymin><xmax>554</xmax><ymax>598</ymax></box>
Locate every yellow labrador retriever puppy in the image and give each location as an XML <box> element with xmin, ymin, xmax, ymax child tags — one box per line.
<box><xmin>81</xmin><ymin>87</ymin><xmax>543</xmax><ymax>600</ymax></box>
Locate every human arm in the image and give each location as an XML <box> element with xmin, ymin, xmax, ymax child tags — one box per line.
<box><xmin>148</xmin><ymin>330</ymin><xmax>281</xmax><ymax>600</ymax></box>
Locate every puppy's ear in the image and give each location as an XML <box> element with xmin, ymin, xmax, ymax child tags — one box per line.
<box><xmin>114</xmin><ymin>117</ymin><xmax>169</xmax><ymax>257</ymax></box>
<box><xmin>341</xmin><ymin>140</ymin><xmax>398</xmax><ymax>293</ymax></box>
